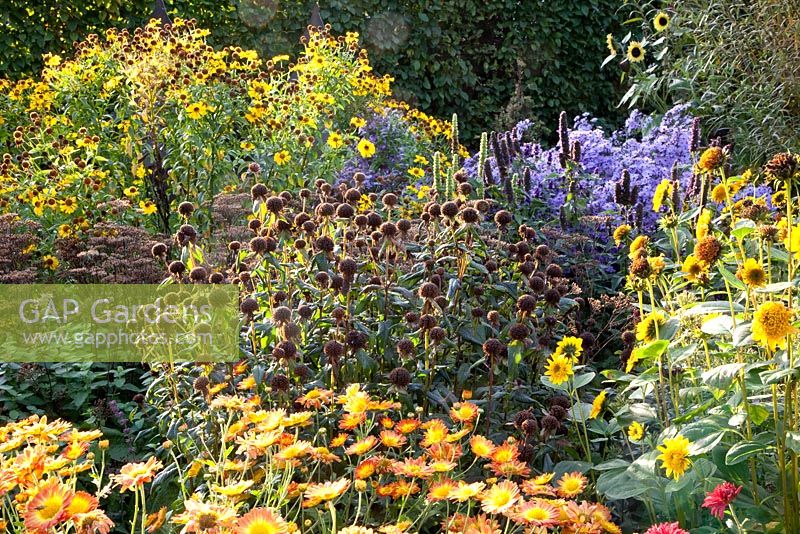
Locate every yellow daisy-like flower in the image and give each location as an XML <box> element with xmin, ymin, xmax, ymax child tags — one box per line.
<box><xmin>626</xmin><ymin>41</ymin><xmax>645</xmax><ymax>63</ymax></box>
<box><xmin>139</xmin><ymin>200</ymin><xmax>157</xmax><ymax>215</ymax></box>
<box><xmin>327</xmin><ymin>132</ymin><xmax>344</xmax><ymax>149</ymax></box>
<box><xmin>657</xmin><ymin>435</ymin><xmax>692</xmax><ymax>480</ymax></box>
<box><xmin>636</xmin><ymin>311</ymin><xmax>666</xmax><ymax>343</ymax></box>
<box><xmin>710</xmin><ymin>183</ymin><xmax>728</xmax><ymax>203</ymax></box>
<box><xmin>186</xmin><ymin>101</ymin><xmax>211</xmax><ymax>120</ymax></box>
<box><xmin>123</xmin><ymin>186</ymin><xmax>139</xmax><ymax>197</ymax></box>
<box><xmin>274</xmin><ymin>150</ymin><xmax>291</xmax><ymax>165</ymax></box>
<box><xmin>414</xmin><ymin>155</ymin><xmax>429</xmax><ymax>165</ymax></box>
<box><xmin>652</xmin><ymin>179</ymin><xmax>673</xmax><ymax>212</ymax></box>
<box><xmin>752</xmin><ymin>301</ymin><xmax>797</xmax><ymax>351</ymax></box>
<box><xmin>408</xmin><ymin>167</ymin><xmax>424</xmax><ymax>178</ymax></box>
<box><xmin>682</xmin><ymin>254</ymin><xmax>708</xmax><ymax>283</ymax></box>
<box><xmin>57</xmin><ymin>224</ymin><xmax>72</xmax><ymax>238</ymax></box>
<box><xmin>544</xmin><ymin>352</ymin><xmax>574</xmax><ymax>385</ymax></box>
<box><xmin>479</xmin><ymin>480</ymin><xmax>520</xmax><ymax>514</ymax></box>
<box><xmin>783</xmin><ymin>224</ymin><xmax>800</xmax><ymax>259</ymax></box>
<box><xmin>235</xmin><ymin>508</ymin><xmax>288</xmax><ymax>534</ymax></box>
<box><xmin>350</xmin><ymin>117</ymin><xmax>366</xmax><ymax>128</ymax></box>
<box><xmin>613</xmin><ymin>224</ymin><xmax>631</xmax><ymax>246</ymax></box>
<box><xmin>59</xmin><ymin>197</ymin><xmax>78</xmax><ymax>214</ymax></box>
<box><xmin>303</xmin><ymin>478</ymin><xmax>350</xmax><ymax>508</ymax></box>
<box><xmin>357</xmin><ymin>139</ymin><xmax>376</xmax><ymax>158</ymax></box>
<box><xmin>653</xmin><ymin>11</ymin><xmax>670</xmax><ymax>32</ymax></box>
<box><xmin>628</xmin><ymin>421</ymin><xmax>645</xmax><ymax>441</ymax></box>
<box><xmin>555</xmin><ymin>336</ymin><xmax>583</xmax><ymax>362</ymax></box>
<box><xmin>556</xmin><ymin>471</ymin><xmax>587</xmax><ymax>498</ymax></box>
<box><xmin>737</xmin><ymin>258</ymin><xmax>766</xmax><ymax>288</ymax></box>
<box><xmin>43</xmin><ymin>254</ymin><xmax>60</xmax><ymax>270</ymax></box>
<box><xmin>589</xmin><ymin>390</ymin><xmax>607</xmax><ymax>419</ymax></box>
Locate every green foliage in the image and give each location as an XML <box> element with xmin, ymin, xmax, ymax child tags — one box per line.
<box><xmin>0</xmin><ymin>0</ymin><xmax>621</xmax><ymax>143</ymax></box>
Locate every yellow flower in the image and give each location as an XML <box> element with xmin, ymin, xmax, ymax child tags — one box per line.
<box><xmin>123</xmin><ymin>186</ymin><xmax>139</xmax><ymax>198</ymax></box>
<box><xmin>555</xmin><ymin>336</ymin><xmax>583</xmax><ymax>362</ymax></box>
<box><xmin>59</xmin><ymin>197</ymin><xmax>78</xmax><ymax>214</ymax></box>
<box><xmin>236</xmin><ymin>508</ymin><xmax>289</xmax><ymax>534</ymax></box>
<box><xmin>710</xmin><ymin>183</ymin><xmax>728</xmax><ymax>203</ymax></box>
<box><xmin>626</xmin><ymin>41</ymin><xmax>645</xmax><ymax>63</ymax></box>
<box><xmin>479</xmin><ymin>480</ymin><xmax>520</xmax><ymax>514</ymax></box>
<box><xmin>57</xmin><ymin>224</ymin><xmax>73</xmax><ymax>238</ymax></box>
<box><xmin>606</xmin><ymin>34</ymin><xmax>617</xmax><ymax>56</ymax></box>
<box><xmin>752</xmin><ymin>301</ymin><xmax>797</xmax><ymax>351</ymax></box>
<box><xmin>357</xmin><ymin>139</ymin><xmax>375</xmax><ymax>158</ymax></box>
<box><xmin>556</xmin><ymin>472</ymin><xmax>587</xmax><ymax>498</ymax></box>
<box><xmin>653</xmin><ymin>11</ymin><xmax>670</xmax><ymax>32</ymax></box>
<box><xmin>589</xmin><ymin>391</ymin><xmax>607</xmax><ymax>419</ymax></box>
<box><xmin>629</xmin><ymin>235</ymin><xmax>649</xmax><ymax>259</ymax></box>
<box><xmin>350</xmin><ymin>117</ymin><xmax>366</xmax><ymax>128</ymax></box>
<box><xmin>697</xmin><ymin>147</ymin><xmax>724</xmax><ymax>173</ymax></box>
<box><xmin>274</xmin><ymin>150</ymin><xmax>291</xmax><ymax>165</ymax></box>
<box><xmin>625</xmin><ymin>346</ymin><xmax>643</xmax><ymax>373</ymax></box>
<box><xmin>628</xmin><ymin>421</ymin><xmax>645</xmax><ymax>441</ymax></box>
<box><xmin>408</xmin><ymin>167</ymin><xmax>424</xmax><ymax>178</ymax></box>
<box><xmin>327</xmin><ymin>132</ymin><xmax>344</xmax><ymax>149</ymax></box>
<box><xmin>303</xmin><ymin>478</ymin><xmax>350</xmax><ymax>507</ymax></box>
<box><xmin>43</xmin><ymin>255</ymin><xmax>59</xmax><ymax>270</ymax></box>
<box><xmin>240</xmin><ymin>141</ymin><xmax>255</xmax><ymax>151</ymax></box>
<box><xmin>636</xmin><ymin>311</ymin><xmax>666</xmax><ymax>344</ymax></box>
<box><xmin>652</xmin><ymin>179</ymin><xmax>673</xmax><ymax>212</ymax></box>
<box><xmin>682</xmin><ymin>254</ymin><xmax>708</xmax><ymax>284</ymax></box>
<box><xmin>414</xmin><ymin>155</ymin><xmax>429</xmax><ymax>165</ymax></box>
<box><xmin>139</xmin><ymin>200</ymin><xmax>158</xmax><ymax>215</ymax></box>
<box><xmin>783</xmin><ymin>224</ymin><xmax>800</xmax><ymax>259</ymax></box>
<box><xmin>696</xmin><ymin>208</ymin><xmax>713</xmax><ymax>239</ymax></box>
<box><xmin>657</xmin><ymin>435</ymin><xmax>692</xmax><ymax>480</ymax></box>
<box><xmin>737</xmin><ymin>258</ymin><xmax>766</xmax><ymax>288</ymax></box>
<box><xmin>186</xmin><ymin>101</ymin><xmax>212</xmax><ymax>120</ymax></box>
<box><xmin>613</xmin><ymin>224</ymin><xmax>631</xmax><ymax>246</ymax></box>
<box><xmin>544</xmin><ymin>352</ymin><xmax>573</xmax><ymax>385</ymax></box>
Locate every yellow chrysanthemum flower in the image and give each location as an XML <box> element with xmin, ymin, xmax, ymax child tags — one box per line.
<box><xmin>628</xmin><ymin>421</ymin><xmax>645</xmax><ymax>441</ymax></box>
<box><xmin>613</xmin><ymin>224</ymin><xmax>631</xmax><ymax>246</ymax></box>
<box><xmin>657</xmin><ymin>435</ymin><xmax>692</xmax><ymax>480</ymax></box>
<box><xmin>752</xmin><ymin>301</ymin><xmax>797</xmax><ymax>351</ymax></box>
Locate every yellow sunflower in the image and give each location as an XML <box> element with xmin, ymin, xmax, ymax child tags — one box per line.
<box><xmin>544</xmin><ymin>352</ymin><xmax>574</xmax><ymax>385</ymax></box>
<box><xmin>653</xmin><ymin>11</ymin><xmax>670</xmax><ymax>32</ymax></box>
<box><xmin>626</xmin><ymin>41</ymin><xmax>645</xmax><ymax>63</ymax></box>
<box><xmin>635</xmin><ymin>311</ymin><xmax>666</xmax><ymax>343</ymax></box>
<box><xmin>737</xmin><ymin>258</ymin><xmax>766</xmax><ymax>288</ymax></box>
<box><xmin>628</xmin><ymin>421</ymin><xmax>645</xmax><ymax>441</ymax></box>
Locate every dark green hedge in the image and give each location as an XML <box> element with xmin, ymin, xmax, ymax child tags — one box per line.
<box><xmin>0</xmin><ymin>0</ymin><xmax>621</xmax><ymax>142</ymax></box>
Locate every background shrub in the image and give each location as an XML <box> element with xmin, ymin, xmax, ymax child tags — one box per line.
<box><xmin>0</xmin><ymin>0</ymin><xmax>622</xmax><ymax>143</ymax></box>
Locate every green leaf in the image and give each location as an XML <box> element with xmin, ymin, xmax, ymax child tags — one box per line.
<box><xmin>596</xmin><ymin>470</ymin><xmax>648</xmax><ymax>499</ymax></box>
<box><xmin>702</xmin><ymin>363</ymin><xmax>747</xmax><ymax>390</ymax></box>
<box><xmin>726</xmin><ymin>440</ymin><xmax>769</xmax><ymax>465</ymax></box>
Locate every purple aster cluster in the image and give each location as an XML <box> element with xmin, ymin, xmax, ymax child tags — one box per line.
<box><xmin>464</xmin><ymin>104</ymin><xmax>697</xmax><ymax>231</ymax></box>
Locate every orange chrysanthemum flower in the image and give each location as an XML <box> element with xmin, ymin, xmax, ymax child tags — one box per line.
<box><xmin>470</xmin><ymin>435</ymin><xmax>496</xmax><ymax>458</ymax></box>
<box><xmin>235</xmin><ymin>508</ymin><xmax>289</xmax><ymax>534</ymax></box>
<box><xmin>24</xmin><ymin>478</ymin><xmax>74</xmax><ymax>532</ymax></box>
<box><xmin>449</xmin><ymin>402</ymin><xmax>479</xmax><ymax>423</ymax></box>
<box><xmin>479</xmin><ymin>480</ymin><xmax>520</xmax><ymax>514</ymax></box>
<box><xmin>111</xmin><ymin>457</ymin><xmax>163</xmax><ymax>492</ymax></box>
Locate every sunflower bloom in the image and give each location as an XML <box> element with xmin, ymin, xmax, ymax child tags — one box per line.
<box><xmin>653</xmin><ymin>11</ymin><xmax>670</xmax><ymax>32</ymax></box>
<box><xmin>657</xmin><ymin>435</ymin><xmax>692</xmax><ymax>480</ymax></box>
<box><xmin>589</xmin><ymin>390</ymin><xmax>607</xmax><ymax>419</ymax></box>
<box><xmin>544</xmin><ymin>352</ymin><xmax>574</xmax><ymax>385</ymax></box>
<box><xmin>737</xmin><ymin>258</ymin><xmax>766</xmax><ymax>288</ymax></box>
<box><xmin>636</xmin><ymin>311</ymin><xmax>666</xmax><ymax>344</ymax></box>
<box><xmin>752</xmin><ymin>301</ymin><xmax>797</xmax><ymax>351</ymax></box>
<box><xmin>628</xmin><ymin>421</ymin><xmax>645</xmax><ymax>441</ymax></box>
<box><xmin>626</xmin><ymin>41</ymin><xmax>645</xmax><ymax>63</ymax></box>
